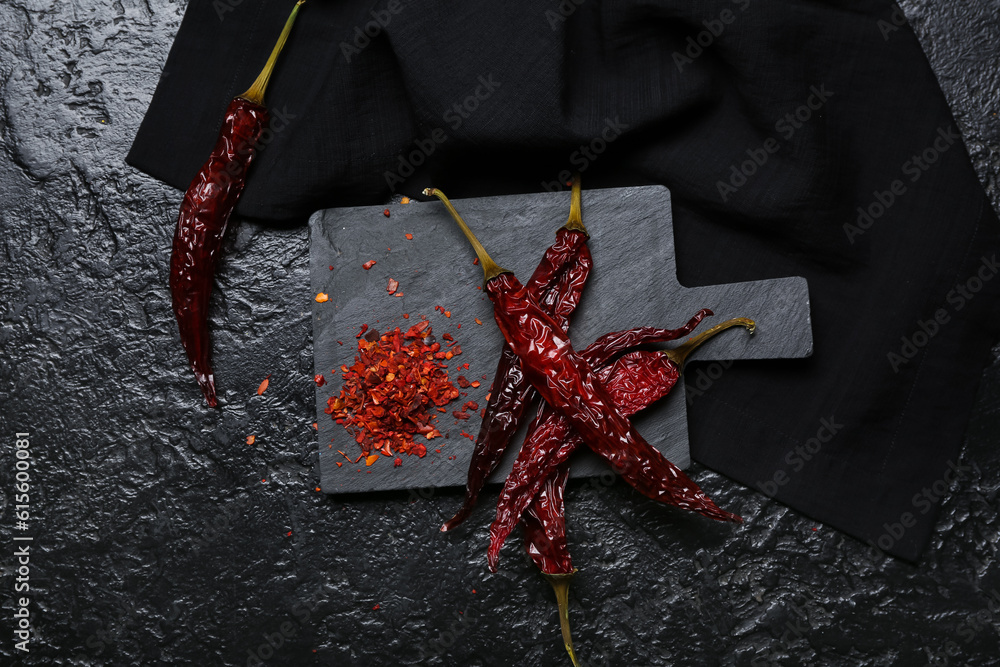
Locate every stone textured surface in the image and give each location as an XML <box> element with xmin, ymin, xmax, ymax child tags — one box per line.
<box><xmin>0</xmin><ymin>1</ymin><xmax>998</xmax><ymax>666</ymax></box>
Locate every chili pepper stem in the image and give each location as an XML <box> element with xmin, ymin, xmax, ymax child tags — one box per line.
<box><xmin>663</xmin><ymin>317</ymin><xmax>755</xmax><ymax>368</ymax></box>
<box><xmin>543</xmin><ymin>570</ymin><xmax>581</xmax><ymax>667</ymax></box>
<box><xmin>238</xmin><ymin>0</ymin><xmax>307</xmax><ymax>105</ymax></box>
<box><xmin>561</xmin><ymin>173</ymin><xmax>589</xmax><ymax>236</ymax></box>
<box><xmin>423</xmin><ymin>188</ymin><xmax>510</xmax><ymax>283</ymax></box>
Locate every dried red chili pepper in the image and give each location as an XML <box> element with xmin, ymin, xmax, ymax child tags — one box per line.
<box><xmin>517</xmin><ymin>333</ymin><xmax>750</xmax><ymax>667</ymax></box>
<box><xmin>170</xmin><ymin>1</ymin><xmax>305</xmax><ymax>407</ymax></box>
<box><xmin>498</xmin><ymin>316</ymin><xmax>754</xmax><ymax>570</ymax></box>
<box><xmin>521</xmin><ymin>462</ymin><xmax>578</xmax><ymax>665</ymax></box>
<box><xmin>425</xmin><ymin>187</ymin><xmax>740</xmax><ymax>526</ymax></box>
<box><xmin>443</xmin><ymin>174</ymin><xmax>591</xmax><ymax>532</ymax></box>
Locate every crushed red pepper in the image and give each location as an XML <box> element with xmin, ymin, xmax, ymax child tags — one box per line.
<box><xmin>363</xmin><ymin>260</ymin><xmax>377</xmax><ymax>270</ymax></box>
<box><xmin>387</xmin><ymin>278</ymin><xmax>399</xmax><ymax>294</ymax></box>
<box><xmin>325</xmin><ymin>323</ymin><xmax>461</xmax><ymax>463</ymax></box>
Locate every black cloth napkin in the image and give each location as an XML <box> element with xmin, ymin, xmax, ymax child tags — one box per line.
<box><xmin>127</xmin><ymin>0</ymin><xmax>1000</xmax><ymax>561</ymax></box>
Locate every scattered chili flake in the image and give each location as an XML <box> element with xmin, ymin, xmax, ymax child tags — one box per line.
<box><xmin>329</xmin><ymin>265</ymin><xmax>334</xmax><ymax>270</ymax></box>
<box><xmin>373</xmin><ymin>604</ymin><xmax>381</xmax><ymax>610</ymax></box>
<box><xmin>471</xmin><ymin>381</ymin><xmax>481</xmax><ymax>388</ymax></box>
<box><xmin>394</xmin><ymin>292</ymin><xmax>404</xmax><ymax>297</ymax></box>
<box><xmin>453</xmin><ymin>411</ymin><xmax>470</xmax><ymax>420</ymax></box>
<box><xmin>394</xmin><ymin>457</ymin><xmax>402</xmax><ymax>467</ymax></box>
<box><xmin>474</xmin><ymin>318</ymin><xmax>483</xmax><ymax>326</ymax></box>
<box><xmin>464</xmin><ymin>401</ymin><xmax>479</xmax><ymax>411</ymax></box>
<box><xmin>287</xmin><ymin>531</ymin><xmax>292</xmax><ymax>537</ymax></box>
<box><xmin>246</xmin><ymin>435</ymin><xmax>256</xmax><ymax>445</ymax></box>
<box><xmin>457</xmin><ymin>323</ymin><xmax>461</xmax><ymax>328</ymax></box>
<box><xmin>315</xmin><ymin>292</ymin><xmax>329</xmax><ymax>303</ymax></box>
<box><xmin>383</xmin><ymin>209</ymin><xmax>390</xmax><ymax>217</ymax></box>
<box><xmin>338</xmin><ymin>340</ymin><xmax>344</xmax><ymax>346</ymax></box>
<box><xmin>325</xmin><ymin>323</ymin><xmax>461</xmax><ymax>465</ymax></box>
<box><xmin>313</xmin><ymin>422</ymin><xmax>318</xmax><ymax>429</ymax></box>
<box><xmin>315</xmin><ymin>374</ymin><xmax>326</xmax><ymax>386</ymax></box>
<box><xmin>463</xmin><ymin>363</ymin><xmax>469</xmax><ymax>370</ymax></box>
<box><xmin>456</xmin><ymin>376</ymin><xmax>471</xmax><ymax>388</ymax></box>
<box><xmin>336</xmin><ymin>462</ymin><xmax>343</xmax><ymax>467</ymax></box>
<box><xmin>405</xmin><ymin>233</ymin><xmax>413</xmax><ymax>240</ymax></box>
<box><xmin>473</xmin><ymin>258</ymin><xmax>479</xmax><ymax>265</ymax></box>
<box><xmin>387</xmin><ymin>278</ymin><xmax>399</xmax><ymax>294</ymax></box>
<box><xmin>363</xmin><ymin>260</ymin><xmax>377</xmax><ymax>270</ymax></box>
<box><xmin>435</xmin><ymin>448</ymin><xmax>441</xmax><ymax>453</ymax></box>
<box><xmin>401</xmin><ymin>197</ymin><xmax>410</xmax><ymax>204</ymax></box>
<box><xmin>257</xmin><ymin>376</ymin><xmax>270</xmax><ymax>395</ymax></box>
<box><xmin>403</xmin><ymin>313</ymin><xmax>410</xmax><ymax>319</ymax></box>
<box><xmin>356</xmin><ymin>323</ymin><xmax>369</xmax><ymax>338</ymax></box>
<box><xmin>444</xmin><ymin>310</ymin><xmax>452</xmax><ymax>318</ymax></box>
<box><xmin>472</xmin><ymin>589</ymin><xmax>476</xmax><ymax>594</ymax></box>
<box><xmin>442</xmin><ymin>333</ymin><xmax>454</xmax><ymax>341</ymax></box>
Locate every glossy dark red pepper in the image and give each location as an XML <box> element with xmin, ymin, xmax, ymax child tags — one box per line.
<box><xmin>170</xmin><ymin>99</ymin><xmax>268</xmax><ymax>406</ymax></box>
<box><xmin>169</xmin><ymin>1</ymin><xmax>304</xmax><ymax>407</ymax></box>
<box><xmin>425</xmin><ymin>187</ymin><xmax>737</xmax><ymax>533</ymax></box>
<box><xmin>444</xmin><ymin>176</ymin><xmax>591</xmax><ymax>531</ymax></box>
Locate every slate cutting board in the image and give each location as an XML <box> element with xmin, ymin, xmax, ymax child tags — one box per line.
<box><xmin>311</xmin><ymin>186</ymin><xmax>812</xmax><ymax>493</ymax></box>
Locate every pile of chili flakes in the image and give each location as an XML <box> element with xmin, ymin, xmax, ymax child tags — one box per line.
<box><xmin>325</xmin><ymin>320</ymin><xmax>461</xmax><ymax>462</ymax></box>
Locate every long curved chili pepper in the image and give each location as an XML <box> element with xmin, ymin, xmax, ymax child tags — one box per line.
<box><xmin>493</xmin><ymin>316</ymin><xmax>755</xmax><ymax>570</ymax></box>
<box><xmin>521</xmin><ymin>462</ymin><xmax>578</xmax><ymax>664</ymax></box>
<box><xmin>521</xmin><ymin>349</ymin><xmax>687</xmax><ymax>666</ymax></box>
<box><xmin>170</xmin><ymin>1</ymin><xmax>305</xmax><ymax>407</ymax></box>
<box><xmin>443</xmin><ymin>174</ymin><xmax>592</xmax><ymax>532</ymax></box>
<box><xmin>423</xmin><ymin>187</ymin><xmax>743</xmax><ymax>544</ymax></box>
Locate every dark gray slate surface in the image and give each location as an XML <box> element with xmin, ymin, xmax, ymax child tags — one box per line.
<box><xmin>311</xmin><ymin>186</ymin><xmax>811</xmax><ymax>493</ymax></box>
<box><xmin>0</xmin><ymin>1</ymin><xmax>998</xmax><ymax>666</ymax></box>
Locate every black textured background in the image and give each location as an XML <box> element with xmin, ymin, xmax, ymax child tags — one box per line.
<box><xmin>1</xmin><ymin>1</ymin><xmax>998</xmax><ymax>666</ymax></box>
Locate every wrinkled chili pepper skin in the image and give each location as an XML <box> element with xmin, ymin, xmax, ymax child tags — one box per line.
<box><xmin>485</xmin><ymin>273</ymin><xmax>738</xmax><ymax>570</ymax></box>
<box><xmin>523</xmin><ymin>462</ymin><xmax>572</xmax><ymax>574</ymax></box>
<box><xmin>443</xmin><ymin>230</ymin><xmax>592</xmax><ymax>531</ymax></box>
<box><xmin>493</xmin><ymin>350</ymin><xmax>685</xmax><ymax>570</ymax></box>
<box><xmin>170</xmin><ymin>98</ymin><xmax>268</xmax><ymax>407</ymax></box>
